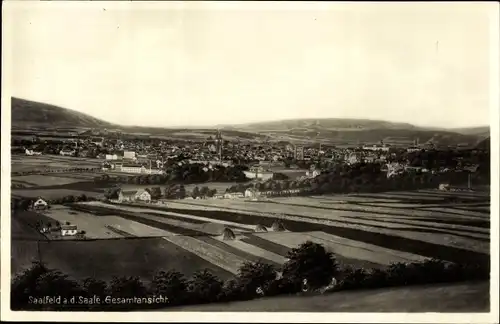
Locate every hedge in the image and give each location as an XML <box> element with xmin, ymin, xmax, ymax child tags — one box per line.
<box><xmin>11</xmin><ymin>242</ymin><xmax>489</xmax><ymax>311</ymax></box>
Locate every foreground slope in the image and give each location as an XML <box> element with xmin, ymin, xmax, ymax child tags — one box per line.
<box><xmin>172</xmin><ymin>281</ymin><xmax>489</xmax><ymax>312</ymax></box>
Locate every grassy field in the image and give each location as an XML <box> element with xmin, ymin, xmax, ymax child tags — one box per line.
<box><xmin>172</xmin><ymin>281</ymin><xmax>490</xmax><ymax>312</ymax></box>
<box><xmin>11</xmin><ymin>154</ymin><xmax>101</xmax><ymax>173</ymax></box>
<box><xmin>11</xmin><ymin>154</ymin><xmax>105</xmax><ymax>198</ymax></box>
<box><xmin>12</xmin><ymin>237</ymin><xmax>233</xmax><ymax>282</ymax></box>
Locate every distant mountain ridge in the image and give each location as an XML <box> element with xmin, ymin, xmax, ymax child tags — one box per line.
<box><xmin>10</xmin><ymin>97</ymin><xmax>489</xmax><ymax>146</ymax></box>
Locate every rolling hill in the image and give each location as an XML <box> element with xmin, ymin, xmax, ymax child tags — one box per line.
<box><xmin>10</xmin><ymin>97</ymin><xmax>489</xmax><ymax>146</ymax></box>
<box><xmin>11</xmin><ymin>97</ymin><xmax>114</xmax><ymax>129</ymax></box>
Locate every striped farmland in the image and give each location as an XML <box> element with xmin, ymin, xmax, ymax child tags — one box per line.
<box><xmin>12</xmin><ymin>189</ymin><xmax>490</xmax><ymax>284</ymax></box>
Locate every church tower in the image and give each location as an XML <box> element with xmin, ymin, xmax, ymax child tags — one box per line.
<box><xmin>215</xmin><ymin>129</ymin><xmax>223</xmax><ymax>161</ymax></box>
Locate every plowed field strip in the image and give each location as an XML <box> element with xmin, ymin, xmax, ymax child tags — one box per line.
<box><xmin>163</xmin><ymin>236</ymin><xmax>246</xmax><ymax>274</ymax></box>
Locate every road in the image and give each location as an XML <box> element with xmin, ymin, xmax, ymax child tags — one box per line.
<box><xmin>171</xmin><ymin>281</ymin><xmax>490</xmax><ymax>312</ymax></box>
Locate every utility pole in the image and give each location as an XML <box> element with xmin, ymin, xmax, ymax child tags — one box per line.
<box><xmin>37</xmin><ymin>240</ymin><xmax>42</xmax><ymax>264</ymax></box>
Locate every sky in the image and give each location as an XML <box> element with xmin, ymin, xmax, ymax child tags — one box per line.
<box><xmin>6</xmin><ymin>2</ymin><xmax>496</xmax><ymax>128</ymax></box>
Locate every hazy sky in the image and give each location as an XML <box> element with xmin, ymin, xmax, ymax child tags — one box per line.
<box><xmin>6</xmin><ymin>2</ymin><xmax>496</xmax><ymax>128</ymax></box>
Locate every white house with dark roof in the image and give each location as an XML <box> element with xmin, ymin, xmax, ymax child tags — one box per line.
<box><xmin>117</xmin><ymin>189</ymin><xmax>152</xmax><ymax>203</ymax></box>
<box><xmin>60</xmin><ymin>224</ymin><xmax>78</xmax><ymax>236</ymax></box>
<box><xmin>32</xmin><ymin>198</ymin><xmax>48</xmax><ymax>210</ymax></box>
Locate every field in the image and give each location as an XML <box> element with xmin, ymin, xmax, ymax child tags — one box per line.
<box><xmin>11</xmin><ymin>188</ymin><xmax>490</xmax><ymax>284</ymax></box>
<box><xmin>11</xmin><ymin>238</ymin><xmax>233</xmax><ymax>282</ymax></box>
<box><xmin>11</xmin><ymin>156</ymin><xmax>106</xmax><ymax>198</ymax></box>
<box><xmin>11</xmin><ymin>154</ymin><xmax>101</xmax><ymax>173</ymax></box>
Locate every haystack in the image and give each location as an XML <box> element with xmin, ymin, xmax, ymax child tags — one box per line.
<box><xmin>221</xmin><ymin>227</ymin><xmax>236</xmax><ymax>240</ymax></box>
<box><xmin>271</xmin><ymin>220</ymin><xmax>286</xmax><ymax>232</ymax></box>
<box><xmin>254</xmin><ymin>224</ymin><xmax>268</xmax><ymax>233</ymax></box>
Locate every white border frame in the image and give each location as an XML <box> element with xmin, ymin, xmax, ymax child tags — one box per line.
<box><xmin>1</xmin><ymin>1</ymin><xmax>498</xmax><ymax>322</ymax></box>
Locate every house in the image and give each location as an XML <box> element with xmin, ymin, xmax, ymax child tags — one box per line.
<box><xmin>135</xmin><ymin>189</ymin><xmax>152</xmax><ymax>203</ymax></box>
<box><xmin>60</xmin><ymin>149</ymin><xmax>75</xmax><ymax>157</ymax></box>
<box><xmin>32</xmin><ymin>198</ymin><xmax>48</xmax><ymax>210</ymax></box>
<box><xmin>117</xmin><ymin>190</ymin><xmax>138</xmax><ymax>203</ymax></box>
<box><xmin>115</xmin><ymin>163</ymin><xmax>164</xmax><ymax>175</ymax></box>
<box><xmin>105</xmin><ymin>154</ymin><xmax>120</xmax><ymax>160</ymax></box>
<box><xmin>60</xmin><ymin>224</ymin><xmax>78</xmax><ymax>236</ymax></box>
<box><xmin>224</xmin><ymin>192</ymin><xmax>244</xmax><ymax>199</ymax></box>
<box><xmin>123</xmin><ymin>151</ymin><xmax>137</xmax><ymax>160</ymax></box>
<box><xmin>305</xmin><ymin>169</ymin><xmax>321</xmax><ymax>178</ymax></box>
<box><xmin>439</xmin><ymin>183</ymin><xmax>450</xmax><ymax>191</ymax></box>
<box><xmin>25</xmin><ymin>148</ymin><xmax>42</xmax><ymax>156</ymax></box>
<box><xmin>91</xmin><ymin>137</ymin><xmax>104</xmax><ymax>147</ymax></box>
<box><xmin>407</xmin><ymin>147</ymin><xmax>421</xmax><ymax>153</ymax></box>
<box><xmin>117</xmin><ymin>189</ymin><xmax>152</xmax><ymax>203</ymax></box>
<box><xmin>362</xmin><ymin>144</ymin><xmax>390</xmax><ymax>152</ymax></box>
<box><xmin>244</xmin><ymin>188</ymin><xmax>261</xmax><ymax>198</ymax></box>
<box><xmin>346</xmin><ymin>152</ymin><xmax>362</xmax><ymax>165</ymax></box>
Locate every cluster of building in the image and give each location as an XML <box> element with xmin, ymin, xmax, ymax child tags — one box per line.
<box><xmin>20</xmin><ymin>129</ymin><xmax>484</xmax><ymax>179</ymax></box>
<box><xmin>31</xmin><ymin>198</ymin><xmax>79</xmax><ymax>237</ymax></box>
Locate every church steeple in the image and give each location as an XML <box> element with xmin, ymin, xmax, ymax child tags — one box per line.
<box><xmin>215</xmin><ymin>129</ymin><xmax>223</xmax><ymax>161</ymax></box>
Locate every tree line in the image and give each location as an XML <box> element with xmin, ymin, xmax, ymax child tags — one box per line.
<box><xmin>11</xmin><ymin>241</ymin><xmax>489</xmax><ymax>311</ymax></box>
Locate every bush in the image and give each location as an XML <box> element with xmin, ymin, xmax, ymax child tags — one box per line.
<box><xmin>11</xmin><ymin>262</ymin><xmax>84</xmax><ymax>311</ymax></box>
<box><xmin>187</xmin><ymin>269</ymin><xmax>223</xmax><ymax>305</ymax></box>
<box><xmin>9</xmin><ymin>244</ymin><xmax>490</xmax><ymax>311</ymax></box>
<box><xmin>282</xmin><ymin>241</ymin><xmax>339</xmax><ymax>291</ymax></box>
<box><xmin>150</xmin><ymin>270</ymin><xmax>188</xmax><ymax>306</ymax></box>
<box><xmin>236</xmin><ymin>261</ymin><xmax>278</xmax><ymax>300</ymax></box>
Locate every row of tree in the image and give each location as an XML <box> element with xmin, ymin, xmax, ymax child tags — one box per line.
<box><xmin>13</xmin><ymin>167</ymin><xmax>100</xmax><ymax>177</ymax></box>
<box><xmin>11</xmin><ymin>241</ymin><xmax>489</xmax><ymax>311</ymax></box>
<box><xmin>103</xmin><ymin>184</ymin><xmax>219</xmax><ymax>201</ymax></box>
<box><xmin>222</xmin><ymin>162</ymin><xmax>489</xmax><ymax>197</ymax></box>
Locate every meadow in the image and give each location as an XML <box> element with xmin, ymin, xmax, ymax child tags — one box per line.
<box><xmin>11</xmin><ymin>159</ymin><xmax>105</xmax><ymax>199</ymax></box>
<box><xmin>11</xmin><ymin>154</ymin><xmax>101</xmax><ymax>173</ymax></box>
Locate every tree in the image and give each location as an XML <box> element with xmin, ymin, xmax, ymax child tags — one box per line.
<box><xmin>236</xmin><ymin>261</ymin><xmax>277</xmax><ymax>299</ymax></box>
<box><xmin>82</xmin><ymin>277</ymin><xmax>108</xmax><ymax>298</ymax></box>
<box><xmin>191</xmin><ymin>186</ymin><xmax>200</xmax><ymax>199</ymax></box>
<box><xmin>199</xmin><ymin>186</ymin><xmax>210</xmax><ymax>198</ymax></box>
<box><xmin>11</xmin><ymin>263</ymin><xmax>84</xmax><ymax>311</ymax></box>
<box><xmin>11</xmin><ymin>262</ymin><xmax>50</xmax><ymax>310</ymax></box>
<box><xmin>207</xmin><ymin>188</ymin><xmax>217</xmax><ymax>198</ymax></box>
<box><xmin>149</xmin><ymin>187</ymin><xmax>162</xmax><ymax>200</ymax></box>
<box><xmin>109</xmin><ymin>276</ymin><xmax>148</xmax><ymax>298</ymax></box>
<box><xmin>282</xmin><ymin>241</ymin><xmax>338</xmax><ymax>291</ymax></box>
<box><xmin>187</xmin><ymin>269</ymin><xmax>223</xmax><ymax>304</ymax></box>
<box><xmin>178</xmin><ymin>185</ymin><xmax>187</xmax><ymax>199</ymax></box>
<box><xmin>150</xmin><ymin>270</ymin><xmax>188</xmax><ymax>306</ymax></box>
<box><xmin>104</xmin><ymin>187</ymin><xmax>120</xmax><ymax>200</ymax></box>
